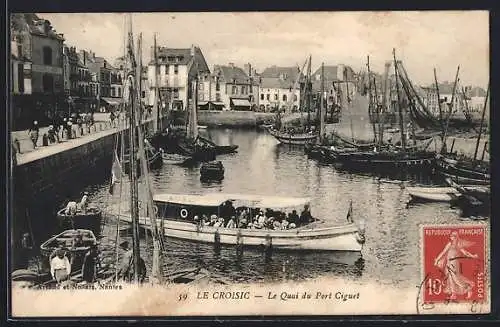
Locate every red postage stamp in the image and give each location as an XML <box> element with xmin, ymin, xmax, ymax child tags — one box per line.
<box><xmin>422</xmin><ymin>224</ymin><xmax>487</xmax><ymax>304</ymax></box>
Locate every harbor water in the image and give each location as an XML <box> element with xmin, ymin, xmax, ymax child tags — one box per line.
<box><xmin>24</xmin><ymin>129</ymin><xmax>479</xmax><ymax>287</ymax></box>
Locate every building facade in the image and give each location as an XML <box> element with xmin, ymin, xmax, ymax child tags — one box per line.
<box><xmin>10</xmin><ymin>14</ymin><xmax>65</xmax><ymax>128</ymax></box>
<box><xmin>199</xmin><ymin>63</ymin><xmax>259</xmax><ymax>111</ymax></box>
<box><xmin>258</xmin><ymin>66</ymin><xmax>303</xmax><ymax>112</ymax></box>
<box><xmin>148</xmin><ymin>45</ymin><xmax>210</xmax><ymax>112</ymax></box>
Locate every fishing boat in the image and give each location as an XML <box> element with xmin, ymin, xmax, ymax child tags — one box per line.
<box><xmin>268</xmin><ymin>127</ymin><xmax>318</xmax><ymax>145</ymax></box>
<box><xmin>56</xmin><ymin>207</ymin><xmax>102</xmax><ymax>234</ymax></box>
<box><xmin>435</xmin><ymin>154</ymin><xmax>490</xmax><ymax>185</ymax></box>
<box><xmin>162</xmin><ymin>152</ymin><xmax>191</xmax><ymax>165</ymax></box>
<box><xmin>40</xmin><ymin>229</ymin><xmax>97</xmax><ymax>258</ymax></box>
<box><xmin>267</xmin><ymin>55</ymin><xmax>319</xmax><ymax>146</ymax></box>
<box><xmin>200</xmin><ymin>161</ymin><xmax>225</xmax><ymax>180</ymax></box>
<box><xmin>406</xmin><ymin>186</ymin><xmax>459</xmax><ymax>202</ymax></box>
<box><xmin>112</xmin><ymin>193</ymin><xmax>366</xmax><ymax>252</ymax></box>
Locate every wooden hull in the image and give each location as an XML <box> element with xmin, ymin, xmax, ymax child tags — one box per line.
<box><xmin>407</xmin><ymin>187</ymin><xmax>459</xmax><ymax>202</ymax></box>
<box><xmin>162</xmin><ymin>153</ymin><xmax>191</xmax><ymax>165</ymax></box>
<box><xmin>435</xmin><ymin>154</ymin><xmax>490</xmax><ymax>185</ymax></box>
<box><xmin>40</xmin><ymin>229</ymin><xmax>97</xmax><ymax>258</ymax></box>
<box><xmin>333</xmin><ymin>151</ymin><xmax>435</xmax><ymax>172</ymax></box>
<box><xmin>116</xmin><ymin>214</ymin><xmax>365</xmax><ymax>252</ymax></box>
<box><xmin>267</xmin><ymin>128</ymin><xmax>318</xmax><ymax>145</ymax></box>
<box><xmin>57</xmin><ymin>208</ymin><xmax>102</xmax><ymax>235</ymax></box>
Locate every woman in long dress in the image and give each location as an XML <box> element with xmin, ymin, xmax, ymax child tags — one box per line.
<box><xmin>434</xmin><ymin>231</ymin><xmax>478</xmax><ymax>300</ymax></box>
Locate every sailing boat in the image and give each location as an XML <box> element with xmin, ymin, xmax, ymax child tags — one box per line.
<box><xmin>267</xmin><ymin>55</ymin><xmax>319</xmax><ymax>146</ymax></box>
<box><xmin>435</xmin><ymin>83</ymin><xmax>490</xmax><ymax>185</ymax></box>
<box><xmin>329</xmin><ymin>50</ymin><xmax>435</xmax><ymax>173</ymax></box>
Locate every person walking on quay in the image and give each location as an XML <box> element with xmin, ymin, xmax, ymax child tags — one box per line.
<box><xmin>67</xmin><ymin>118</ymin><xmax>74</xmax><ymax>139</ymax></box>
<box><xmin>50</xmin><ymin>248</ymin><xmax>71</xmax><ymax>284</ymax></box>
<box><xmin>28</xmin><ymin>120</ymin><xmax>39</xmax><ymax>148</ymax></box>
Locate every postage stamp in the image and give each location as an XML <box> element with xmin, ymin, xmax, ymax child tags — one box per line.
<box><xmin>421</xmin><ymin>224</ymin><xmax>487</xmax><ymax>305</ymax></box>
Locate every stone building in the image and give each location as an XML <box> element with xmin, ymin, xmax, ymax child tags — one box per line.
<box><xmin>258</xmin><ymin>66</ymin><xmax>303</xmax><ymax>112</ymax></box>
<box><xmin>148</xmin><ymin>45</ymin><xmax>210</xmax><ymax>112</ymax></box>
<box><xmin>10</xmin><ymin>14</ymin><xmax>65</xmax><ymax>128</ymax></box>
<box><xmin>199</xmin><ymin>63</ymin><xmax>259</xmax><ymax>111</ymax></box>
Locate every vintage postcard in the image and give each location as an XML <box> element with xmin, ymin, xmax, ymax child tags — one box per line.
<box><xmin>9</xmin><ymin>11</ymin><xmax>490</xmax><ymax>317</ymax></box>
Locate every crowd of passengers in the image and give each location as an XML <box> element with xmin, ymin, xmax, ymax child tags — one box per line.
<box><xmin>191</xmin><ymin>201</ymin><xmax>314</xmax><ymax>230</ymax></box>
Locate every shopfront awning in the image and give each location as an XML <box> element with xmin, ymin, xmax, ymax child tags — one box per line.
<box><xmin>230</xmin><ymin>98</ymin><xmax>251</xmax><ymax>107</ymax></box>
<box><xmin>101</xmin><ymin>97</ymin><xmax>123</xmax><ymax>106</ymax></box>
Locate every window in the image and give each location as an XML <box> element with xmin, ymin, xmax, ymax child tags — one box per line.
<box><xmin>266</xmin><ymin>94</ymin><xmax>270</xmax><ymax>101</ymax></box>
<box><xmin>232</xmin><ymin>86</ymin><xmax>237</xmax><ymax>94</ymax></box>
<box><xmin>215</xmin><ymin>93</ymin><xmax>221</xmax><ymax>102</ymax></box>
<box><xmin>141</xmin><ymin>91</ymin><xmax>146</xmax><ymax>98</ymax></box>
<box><xmin>249</xmin><ymin>95</ymin><xmax>254</xmax><ymax>102</ymax></box>
<box><xmin>173</xmin><ymin>88</ymin><xmax>179</xmax><ymax>99</ymax></box>
<box><xmin>111</xmin><ymin>88</ymin><xmax>115</xmax><ymax>97</ymax></box>
<box><xmin>249</xmin><ymin>86</ymin><xmax>253</xmax><ymax>94</ymax></box>
<box><xmin>274</xmin><ymin>94</ymin><xmax>278</xmax><ymax>100</ymax></box>
<box><xmin>260</xmin><ymin>93</ymin><xmax>264</xmax><ymax>100</ymax></box>
<box><xmin>174</xmin><ymin>65</ymin><xmax>178</xmax><ymax>74</ymax></box>
<box><xmin>165</xmin><ymin>65</ymin><xmax>169</xmax><ymax>74</ymax></box>
<box><xmin>120</xmin><ymin>65</ymin><xmax>123</xmax><ymax>70</ymax></box>
<box><xmin>42</xmin><ymin>74</ymin><xmax>53</xmax><ymax>92</ymax></box>
<box><xmin>293</xmin><ymin>94</ymin><xmax>298</xmax><ymax>102</ymax></box>
<box><xmin>18</xmin><ymin>63</ymin><xmax>24</xmax><ymax>93</ymax></box>
<box><xmin>43</xmin><ymin>46</ymin><xmax>52</xmax><ymax>65</ymax></box>
<box><xmin>216</xmin><ymin>80</ymin><xmax>220</xmax><ymax>91</ymax></box>
<box><xmin>283</xmin><ymin>94</ymin><xmax>287</xmax><ymax>102</ymax></box>
<box><xmin>241</xmin><ymin>86</ymin><xmax>246</xmax><ymax>94</ymax></box>
<box><xmin>118</xmin><ymin>88</ymin><xmax>122</xmax><ymax>97</ymax></box>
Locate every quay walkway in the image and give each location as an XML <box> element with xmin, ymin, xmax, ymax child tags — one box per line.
<box><xmin>12</xmin><ymin>114</ymin><xmax>157</xmax><ymax>166</ymax></box>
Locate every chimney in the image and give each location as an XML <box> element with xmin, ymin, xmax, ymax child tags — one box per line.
<box><xmin>190</xmin><ymin>44</ymin><xmax>195</xmax><ymax>57</ymax></box>
<box><xmin>229</xmin><ymin>63</ymin><xmax>234</xmax><ymax>69</ymax></box>
<box><xmin>244</xmin><ymin>63</ymin><xmax>250</xmax><ymax>76</ymax></box>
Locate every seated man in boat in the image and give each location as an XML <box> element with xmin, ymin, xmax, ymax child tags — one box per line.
<box><xmin>213</xmin><ymin>217</ymin><xmax>225</xmax><ymax>228</ymax></box>
<box><xmin>299</xmin><ymin>204</ymin><xmax>313</xmax><ymax>226</ymax></box>
<box><xmin>225</xmin><ymin>216</ymin><xmax>236</xmax><ymax>228</ymax></box>
<box><xmin>72</xmin><ymin>231</ymin><xmax>85</xmax><ymax>249</ymax></box>
<box><xmin>77</xmin><ymin>192</ymin><xmax>89</xmax><ymax>213</ymax></box>
<box><xmin>237</xmin><ymin>209</ymin><xmax>248</xmax><ymax>228</ymax></box>
<box><xmin>281</xmin><ymin>218</ymin><xmax>290</xmax><ymax>230</ymax></box>
<box><xmin>64</xmin><ymin>201</ymin><xmax>78</xmax><ymax>215</ymax></box>
<box><xmin>288</xmin><ymin>210</ymin><xmax>300</xmax><ymax>226</ymax></box>
<box><xmin>209</xmin><ymin>214</ymin><xmax>218</xmax><ymax>226</ymax></box>
<box><xmin>50</xmin><ymin>248</ymin><xmax>71</xmax><ymax>284</ymax></box>
<box><xmin>201</xmin><ymin>214</ymin><xmax>211</xmax><ymax>226</ymax></box>
<box><xmin>253</xmin><ymin>211</ymin><xmax>267</xmax><ymax>229</ymax></box>
<box><xmin>117</xmin><ymin>241</ymin><xmax>147</xmax><ymax>283</ymax></box>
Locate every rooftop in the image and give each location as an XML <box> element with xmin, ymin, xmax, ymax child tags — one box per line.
<box><xmin>214</xmin><ymin>65</ymin><xmax>253</xmax><ymax>85</ymax></box>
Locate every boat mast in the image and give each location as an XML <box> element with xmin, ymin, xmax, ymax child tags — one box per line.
<box><xmin>392</xmin><ymin>49</ymin><xmax>406</xmax><ymax>150</ymax></box>
<box><xmin>135</xmin><ymin>32</ymin><xmax>163</xmax><ymax>284</ymax></box>
<box><xmin>153</xmin><ymin>33</ymin><xmax>160</xmax><ymax>132</ymax></box>
<box><xmin>366</xmin><ymin>55</ymin><xmax>377</xmax><ymax>145</ymax></box>
<box><xmin>344</xmin><ymin>69</ymin><xmax>354</xmax><ymax>142</ymax></box>
<box><xmin>126</xmin><ymin>14</ymin><xmax>141</xmax><ymax>284</ymax></box>
<box><xmin>433</xmin><ymin>68</ymin><xmax>445</xmax><ymax>148</ymax></box>
<box><xmin>306</xmin><ymin>55</ymin><xmax>312</xmax><ymax>128</ymax></box>
<box><xmin>380</xmin><ymin>62</ymin><xmax>390</xmax><ymax>144</ymax></box>
<box><xmin>318</xmin><ymin>62</ymin><xmax>325</xmax><ymax>143</ymax></box>
<box><xmin>441</xmin><ymin>66</ymin><xmax>460</xmax><ymax>152</ymax></box>
<box><xmin>473</xmin><ymin>82</ymin><xmax>489</xmax><ymax>161</ymax></box>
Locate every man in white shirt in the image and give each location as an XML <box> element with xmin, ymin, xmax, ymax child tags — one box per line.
<box><xmin>50</xmin><ymin>248</ymin><xmax>71</xmax><ymax>283</ymax></box>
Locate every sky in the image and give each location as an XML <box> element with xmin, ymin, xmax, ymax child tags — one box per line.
<box><xmin>40</xmin><ymin>11</ymin><xmax>489</xmax><ymax>87</ymax></box>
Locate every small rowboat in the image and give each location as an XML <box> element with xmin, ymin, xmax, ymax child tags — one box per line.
<box><xmin>200</xmin><ymin>161</ymin><xmax>225</xmax><ymax>181</ymax></box>
<box><xmin>111</xmin><ymin>193</ymin><xmax>366</xmax><ymax>252</ymax></box>
<box><xmin>266</xmin><ymin>127</ymin><xmax>318</xmax><ymax>146</ymax></box>
<box><xmin>406</xmin><ymin>186</ymin><xmax>460</xmax><ymax>202</ymax></box>
<box><xmin>40</xmin><ymin>229</ymin><xmax>97</xmax><ymax>258</ymax></box>
<box><xmin>162</xmin><ymin>153</ymin><xmax>191</xmax><ymax>165</ymax></box>
<box><xmin>57</xmin><ymin>207</ymin><xmax>102</xmax><ymax>234</ymax></box>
